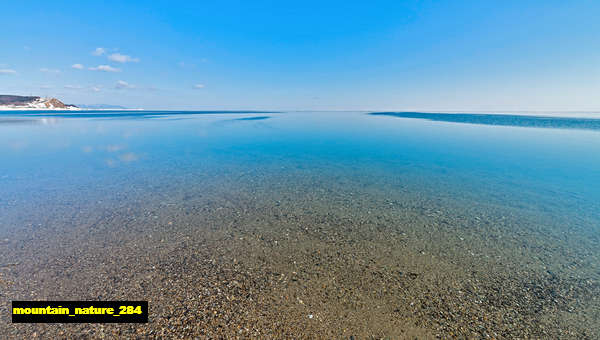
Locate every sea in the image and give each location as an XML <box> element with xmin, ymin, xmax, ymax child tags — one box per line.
<box><xmin>1</xmin><ymin>110</ymin><xmax>599</xmax><ymax>338</ymax></box>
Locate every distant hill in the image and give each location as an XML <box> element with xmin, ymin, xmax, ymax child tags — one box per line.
<box><xmin>76</xmin><ymin>104</ymin><xmax>128</xmax><ymax>109</ymax></box>
<box><xmin>0</xmin><ymin>95</ymin><xmax>78</xmax><ymax>110</ymax></box>
<box><xmin>0</xmin><ymin>95</ymin><xmax>40</xmax><ymax>105</ymax></box>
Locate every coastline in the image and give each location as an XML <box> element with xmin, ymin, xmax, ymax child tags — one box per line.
<box><xmin>0</xmin><ymin>107</ymin><xmax>143</xmax><ymax>111</ymax></box>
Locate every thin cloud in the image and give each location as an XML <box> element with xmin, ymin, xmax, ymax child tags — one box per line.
<box><xmin>40</xmin><ymin>68</ymin><xmax>61</xmax><ymax>74</ymax></box>
<box><xmin>89</xmin><ymin>65</ymin><xmax>121</xmax><ymax>72</ymax></box>
<box><xmin>72</xmin><ymin>63</ymin><xmax>84</xmax><ymax>69</ymax></box>
<box><xmin>108</xmin><ymin>53</ymin><xmax>139</xmax><ymax>63</ymax></box>
<box><xmin>91</xmin><ymin>86</ymin><xmax>102</xmax><ymax>92</ymax></box>
<box><xmin>40</xmin><ymin>85</ymin><xmax>53</xmax><ymax>89</ymax></box>
<box><xmin>193</xmin><ymin>84</ymin><xmax>205</xmax><ymax>89</ymax></box>
<box><xmin>178</xmin><ymin>59</ymin><xmax>206</xmax><ymax>68</ymax></box>
<box><xmin>0</xmin><ymin>69</ymin><xmax>17</xmax><ymax>75</ymax></box>
<box><xmin>64</xmin><ymin>85</ymin><xmax>83</xmax><ymax>89</ymax></box>
<box><xmin>115</xmin><ymin>80</ymin><xmax>135</xmax><ymax>89</ymax></box>
<box><xmin>92</xmin><ymin>47</ymin><xmax>106</xmax><ymax>56</ymax></box>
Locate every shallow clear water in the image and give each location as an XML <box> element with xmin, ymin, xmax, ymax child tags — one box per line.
<box><xmin>2</xmin><ymin>111</ymin><xmax>599</xmax><ymax>219</ymax></box>
<box><xmin>1</xmin><ymin>110</ymin><xmax>599</xmax><ymax>337</ymax></box>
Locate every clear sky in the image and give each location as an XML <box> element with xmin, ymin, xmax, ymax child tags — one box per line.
<box><xmin>1</xmin><ymin>0</ymin><xmax>599</xmax><ymax>111</ymax></box>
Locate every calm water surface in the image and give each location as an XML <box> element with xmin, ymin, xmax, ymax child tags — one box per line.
<box><xmin>1</xmin><ymin>110</ymin><xmax>599</xmax><ymax>337</ymax></box>
<box><xmin>2</xmin><ymin>111</ymin><xmax>599</xmax><ymax>216</ymax></box>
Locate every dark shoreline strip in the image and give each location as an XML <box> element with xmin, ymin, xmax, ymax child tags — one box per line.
<box><xmin>369</xmin><ymin>112</ymin><xmax>600</xmax><ymax>131</ymax></box>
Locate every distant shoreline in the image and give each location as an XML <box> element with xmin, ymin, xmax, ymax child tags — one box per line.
<box><xmin>0</xmin><ymin>107</ymin><xmax>143</xmax><ymax>111</ymax></box>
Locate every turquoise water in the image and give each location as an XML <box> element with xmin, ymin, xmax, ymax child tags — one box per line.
<box><xmin>2</xmin><ymin>110</ymin><xmax>599</xmax><ymax>217</ymax></box>
<box><xmin>1</xmin><ymin>110</ymin><xmax>599</xmax><ymax>337</ymax></box>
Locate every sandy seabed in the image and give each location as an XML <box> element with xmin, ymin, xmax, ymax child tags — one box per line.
<box><xmin>1</xmin><ymin>163</ymin><xmax>599</xmax><ymax>339</ymax></box>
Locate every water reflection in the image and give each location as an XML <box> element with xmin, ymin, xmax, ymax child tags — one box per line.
<box><xmin>106</xmin><ymin>145</ymin><xmax>126</xmax><ymax>152</ymax></box>
<box><xmin>211</xmin><ymin>115</ymin><xmax>272</xmax><ymax>127</ymax></box>
<box><xmin>0</xmin><ymin>110</ymin><xmax>277</xmax><ymax>119</ymax></box>
<box><xmin>119</xmin><ymin>152</ymin><xmax>139</xmax><ymax>162</ymax></box>
<box><xmin>0</xmin><ymin>117</ymin><xmax>59</xmax><ymax>125</ymax></box>
<box><xmin>233</xmin><ymin>116</ymin><xmax>271</xmax><ymax>121</ymax></box>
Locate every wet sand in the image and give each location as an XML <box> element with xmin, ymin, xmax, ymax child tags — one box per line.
<box><xmin>1</xmin><ymin>162</ymin><xmax>598</xmax><ymax>339</ymax></box>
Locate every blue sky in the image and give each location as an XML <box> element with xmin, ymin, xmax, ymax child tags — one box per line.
<box><xmin>1</xmin><ymin>0</ymin><xmax>599</xmax><ymax>110</ymax></box>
